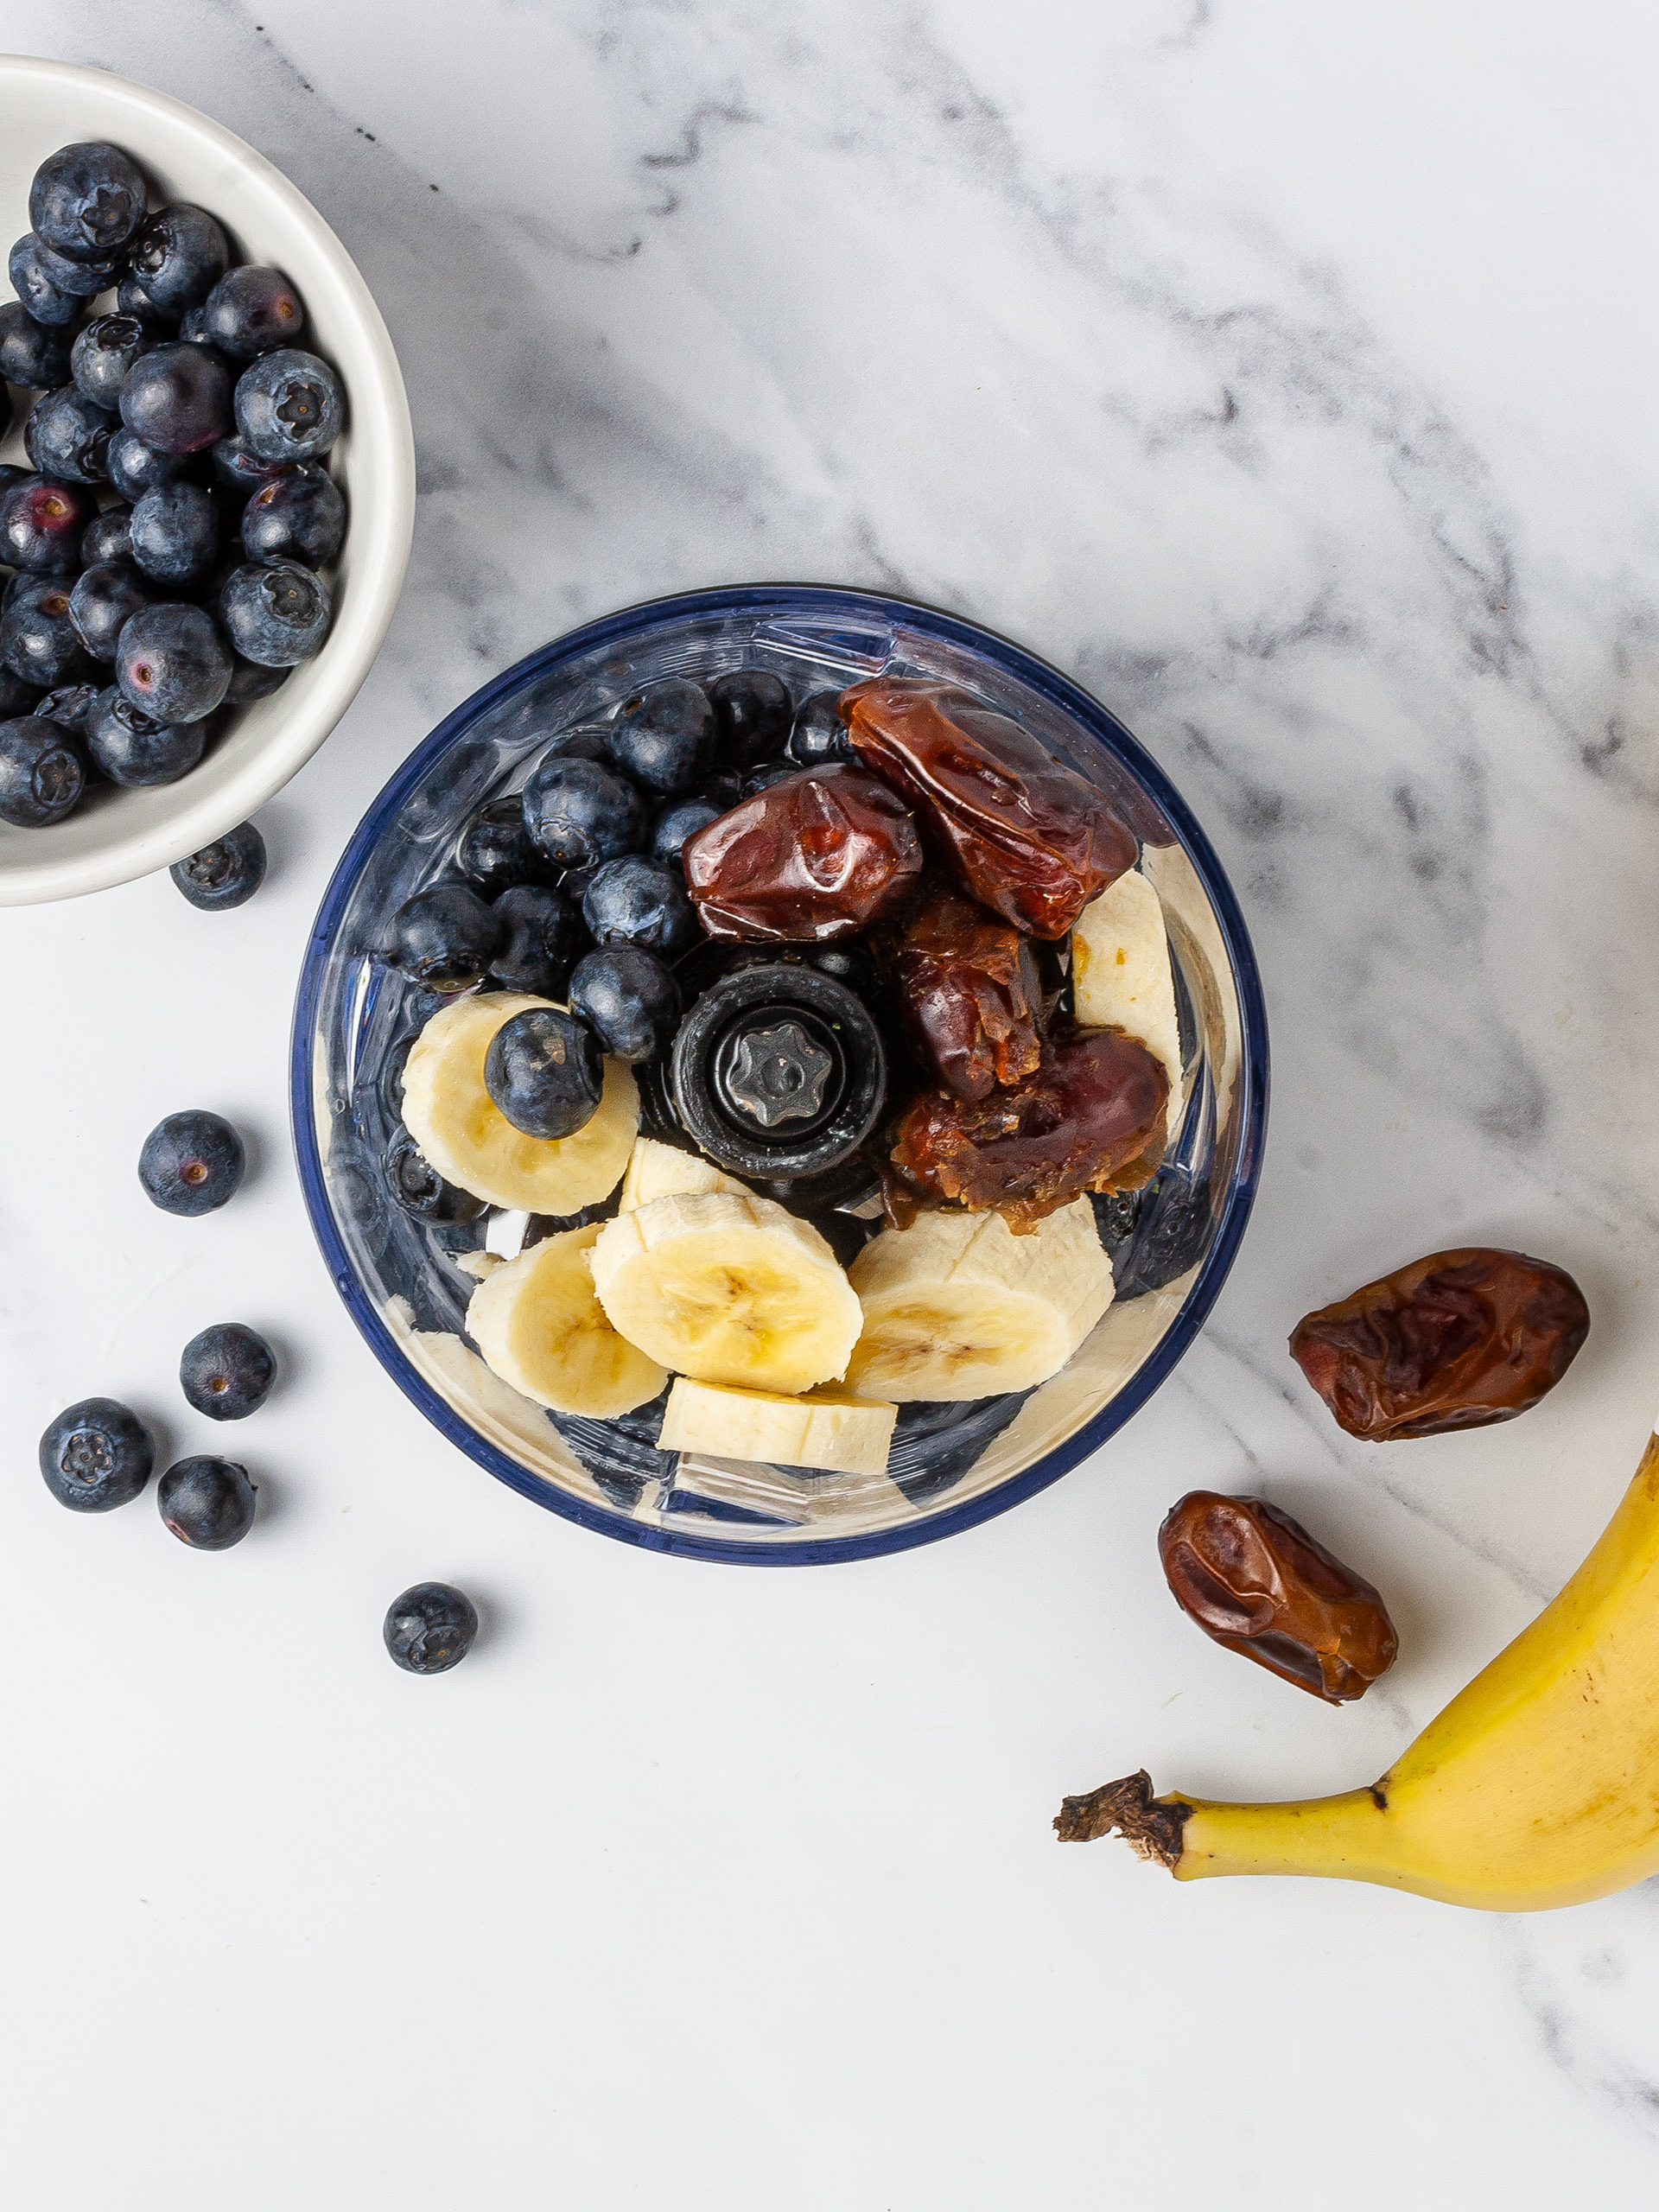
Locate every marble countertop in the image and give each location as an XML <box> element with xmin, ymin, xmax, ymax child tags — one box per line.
<box><xmin>5</xmin><ymin>3</ymin><xmax>1659</xmax><ymax>2204</ymax></box>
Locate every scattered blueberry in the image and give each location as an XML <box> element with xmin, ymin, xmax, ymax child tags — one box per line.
<box><xmin>70</xmin><ymin>315</ymin><xmax>156</xmax><ymax>409</ymax></box>
<box><xmin>522</xmin><ymin>754</ymin><xmax>648</xmax><ymax>868</ymax></box>
<box><xmin>385</xmin><ymin>882</ymin><xmax>502</xmax><ymax>990</ymax></box>
<box><xmin>130</xmin><ymin>204</ymin><xmax>229</xmax><ymax>314</ymax></box>
<box><xmin>210</xmin><ymin>434</ymin><xmax>286</xmax><ymax>500</ymax></box>
<box><xmin>650</xmin><ymin>797</ymin><xmax>721</xmax><ymax>867</ymax></box>
<box><xmin>700</xmin><ymin>768</ymin><xmax>743</xmax><ymax>810</ymax></box>
<box><xmin>86</xmin><ymin>685</ymin><xmax>207</xmax><ymax>785</ymax></box>
<box><xmin>138</xmin><ymin>1108</ymin><xmax>245</xmax><ymax>1216</ymax></box>
<box><xmin>116</xmin><ymin>268</ymin><xmax>171</xmax><ymax>325</ymax></box>
<box><xmin>170</xmin><ymin>821</ymin><xmax>266</xmax><ymax>909</ymax></box>
<box><xmin>383</xmin><ymin>1127</ymin><xmax>489</xmax><ymax>1224</ymax></box>
<box><xmin>0</xmin><ymin>475</ymin><xmax>94</xmax><ymax>572</ymax></box>
<box><xmin>740</xmin><ymin>760</ymin><xmax>802</xmax><ymax>797</ymax></box>
<box><xmin>0</xmin><ymin>299</ymin><xmax>77</xmax><ymax>386</ymax></box>
<box><xmin>29</xmin><ymin>230</ymin><xmax>124</xmax><ymax>297</ymax></box>
<box><xmin>384</xmin><ymin>1582</ymin><xmax>479</xmax><ymax>1675</ymax></box>
<box><xmin>30</xmin><ymin>141</ymin><xmax>147</xmax><ymax>263</ymax></box>
<box><xmin>456</xmin><ymin>794</ymin><xmax>561</xmax><ymax>897</ymax></box>
<box><xmin>69</xmin><ymin>561</ymin><xmax>154</xmax><ymax>660</ymax></box>
<box><xmin>0</xmin><ymin>715</ymin><xmax>84</xmax><ymax>825</ymax></box>
<box><xmin>119</xmin><ymin>341</ymin><xmax>233</xmax><ymax>455</ymax></box>
<box><xmin>39</xmin><ymin>1397</ymin><xmax>154</xmax><ymax>1512</ymax></box>
<box><xmin>238</xmin><ymin>461</ymin><xmax>344</xmax><ymax>568</ymax></box>
<box><xmin>2</xmin><ymin>576</ymin><xmax>92</xmax><ymax>688</ymax></box>
<box><xmin>569</xmin><ymin>944</ymin><xmax>683</xmax><ymax>1064</ymax></box>
<box><xmin>488</xmin><ymin>884</ymin><xmax>586</xmax><ymax>996</ymax></box>
<box><xmin>36</xmin><ymin>682</ymin><xmax>100</xmax><ymax>736</ymax></box>
<box><xmin>80</xmin><ymin>500</ymin><xmax>135</xmax><ymax>565</ymax></box>
<box><xmin>180</xmin><ymin>1322</ymin><xmax>276</xmax><ymax>1420</ymax></box>
<box><xmin>199</xmin><ymin>265</ymin><xmax>306</xmax><ymax>359</ymax></box>
<box><xmin>107</xmin><ymin>426</ymin><xmax>192</xmax><ymax>504</ymax></box>
<box><xmin>607</xmin><ymin>678</ymin><xmax>715</xmax><ymax>796</ymax></box>
<box><xmin>582</xmin><ymin>854</ymin><xmax>696</xmax><ymax>956</ymax></box>
<box><xmin>217</xmin><ymin>558</ymin><xmax>331</xmax><ymax>665</ymax></box>
<box><xmin>223</xmin><ymin>653</ymin><xmax>289</xmax><ymax>705</ymax></box>
<box><xmin>709</xmin><ymin>668</ymin><xmax>791</xmax><ymax>766</ymax></box>
<box><xmin>233</xmin><ymin>346</ymin><xmax>344</xmax><ymax>462</ymax></box>
<box><xmin>130</xmin><ymin>480</ymin><xmax>219</xmax><ymax>587</ymax></box>
<box><xmin>785</xmin><ymin>690</ymin><xmax>854</xmax><ymax>766</ymax></box>
<box><xmin>116</xmin><ymin>601</ymin><xmax>232</xmax><ymax>721</ymax></box>
<box><xmin>7</xmin><ymin>233</ymin><xmax>82</xmax><ymax>325</ymax></box>
<box><xmin>0</xmin><ymin>668</ymin><xmax>42</xmax><ymax>717</ymax></box>
<box><xmin>157</xmin><ymin>1456</ymin><xmax>257</xmax><ymax>1549</ymax></box>
<box><xmin>24</xmin><ymin>384</ymin><xmax>116</xmax><ymax>484</ymax></box>
<box><xmin>484</xmin><ymin>1006</ymin><xmax>604</xmax><ymax>1140</ymax></box>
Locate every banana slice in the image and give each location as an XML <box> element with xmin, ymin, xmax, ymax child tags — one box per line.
<box><xmin>1072</xmin><ymin>869</ymin><xmax>1183</xmax><ymax>1116</ymax></box>
<box><xmin>619</xmin><ymin>1135</ymin><xmax>747</xmax><ymax>1213</ymax></box>
<box><xmin>402</xmin><ymin>991</ymin><xmax>639</xmax><ymax>1213</ymax></box>
<box><xmin>659</xmin><ymin>1377</ymin><xmax>898</xmax><ymax>1477</ymax></box>
<box><xmin>847</xmin><ymin>1197</ymin><xmax>1112</xmax><ymax>1401</ymax></box>
<box><xmin>590</xmin><ymin>1191</ymin><xmax>862</xmax><ymax>1394</ymax></box>
<box><xmin>466</xmin><ymin>1221</ymin><xmax>667</xmax><ymax>1417</ymax></box>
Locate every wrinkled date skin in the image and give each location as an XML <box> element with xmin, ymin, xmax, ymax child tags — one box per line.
<box><xmin>890</xmin><ymin>888</ymin><xmax>1046</xmax><ymax>1102</ymax></box>
<box><xmin>888</xmin><ymin>1027</ymin><xmax>1167</xmax><ymax>1230</ymax></box>
<box><xmin>1289</xmin><ymin>1246</ymin><xmax>1591</xmax><ymax>1441</ymax></box>
<box><xmin>683</xmin><ymin>764</ymin><xmax>923</xmax><ymax>941</ymax></box>
<box><xmin>840</xmin><ymin>678</ymin><xmax>1137</xmax><ymax>939</ymax></box>
<box><xmin>1159</xmin><ymin>1491</ymin><xmax>1399</xmax><ymax>1703</ymax></box>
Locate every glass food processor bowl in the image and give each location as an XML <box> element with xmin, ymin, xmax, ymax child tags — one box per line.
<box><xmin>291</xmin><ymin>587</ymin><xmax>1268</xmax><ymax>1564</ymax></box>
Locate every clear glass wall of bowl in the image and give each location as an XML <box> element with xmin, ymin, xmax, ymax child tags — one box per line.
<box><xmin>294</xmin><ymin>588</ymin><xmax>1268</xmax><ymax>1562</ymax></box>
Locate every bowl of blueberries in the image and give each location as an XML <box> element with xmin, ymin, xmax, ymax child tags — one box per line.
<box><xmin>295</xmin><ymin>585</ymin><xmax>1269</xmax><ymax>1564</ymax></box>
<box><xmin>0</xmin><ymin>55</ymin><xmax>414</xmax><ymax>905</ymax></box>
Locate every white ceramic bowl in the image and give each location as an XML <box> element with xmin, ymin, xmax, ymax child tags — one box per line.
<box><xmin>0</xmin><ymin>54</ymin><xmax>414</xmax><ymax>905</ymax></box>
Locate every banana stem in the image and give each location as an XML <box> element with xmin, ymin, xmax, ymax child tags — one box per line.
<box><xmin>1056</xmin><ymin>1769</ymin><xmax>1394</xmax><ymax>1884</ymax></box>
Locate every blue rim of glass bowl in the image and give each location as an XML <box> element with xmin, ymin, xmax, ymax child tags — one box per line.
<box><xmin>291</xmin><ymin>584</ymin><xmax>1269</xmax><ymax>1567</ymax></box>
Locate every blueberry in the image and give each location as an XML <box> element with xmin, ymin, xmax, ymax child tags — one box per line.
<box><xmin>522</xmin><ymin>755</ymin><xmax>648</xmax><ymax>869</ymax></box>
<box><xmin>120</xmin><ymin>341</ymin><xmax>233</xmax><ymax>455</ymax></box>
<box><xmin>30</xmin><ymin>142</ymin><xmax>147</xmax><ymax>263</ymax></box>
<box><xmin>39</xmin><ymin>1397</ymin><xmax>154</xmax><ymax>1512</ymax></box>
<box><xmin>210</xmin><ymin>434</ymin><xmax>286</xmax><ymax>500</ymax></box>
<box><xmin>71</xmin><ymin>314</ymin><xmax>158</xmax><ymax>408</ymax></box>
<box><xmin>138</xmin><ymin>1109</ymin><xmax>245</xmax><ymax>1215</ymax></box>
<box><xmin>568</xmin><ymin>944</ymin><xmax>683</xmax><ymax>1063</ymax></box>
<box><xmin>709</xmin><ymin>669</ymin><xmax>791</xmax><ymax>767</ymax></box>
<box><xmin>217</xmin><ymin>559</ymin><xmax>331</xmax><ymax>665</ymax></box>
<box><xmin>170</xmin><ymin>821</ymin><xmax>267</xmax><ymax>909</ymax></box>
<box><xmin>488</xmin><ymin>884</ymin><xmax>586</xmax><ymax>996</ymax></box>
<box><xmin>177</xmin><ymin>302</ymin><xmax>213</xmax><ymax>346</ymax></box>
<box><xmin>607</xmin><ymin>678</ymin><xmax>715</xmax><ymax>796</ymax></box>
<box><xmin>740</xmin><ymin>760</ymin><xmax>801</xmax><ymax>797</ymax></box>
<box><xmin>157</xmin><ymin>1456</ymin><xmax>257</xmax><ymax>1549</ymax></box>
<box><xmin>700</xmin><ymin>768</ymin><xmax>743</xmax><ymax>810</ymax></box>
<box><xmin>116</xmin><ymin>268</ymin><xmax>172</xmax><ymax>325</ymax></box>
<box><xmin>385</xmin><ymin>883</ymin><xmax>502</xmax><ymax>990</ymax></box>
<box><xmin>650</xmin><ymin>797</ymin><xmax>721</xmax><ymax>867</ymax></box>
<box><xmin>238</xmin><ymin>461</ymin><xmax>345</xmax><ymax>568</ymax></box>
<box><xmin>81</xmin><ymin>503</ymin><xmax>136</xmax><ymax>566</ymax></box>
<box><xmin>531</xmin><ymin>722</ymin><xmax>613</xmax><ymax>767</ymax></box>
<box><xmin>456</xmin><ymin>795</ymin><xmax>559</xmax><ymax>896</ymax></box>
<box><xmin>110</xmin><ymin>428</ymin><xmax>193</xmax><ymax>505</ymax></box>
<box><xmin>36</xmin><ymin>682</ymin><xmax>100</xmax><ymax>736</ymax></box>
<box><xmin>23</xmin><ymin>384</ymin><xmax>115</xmax><ymax>484</ymax></box>
<box><xmin>383</xmin><ymin>1127</ymin><xmax>489</xmax><ymax>1224</ymax></box>
<box><xmin>785</xmin><ymin>690</ymin><xmax>853</xmax><ymax>766</ymax></box>
<box><xmin>0</xmin><ymin>715</ymin><xmax>84</xmax><ymax>825</ymax></box>
<box><xmin>87</xmin><ymin>685</ymin><xmax>206</xmax><ymax>785</ymax></box>
<box><xmin>233</xmin><ymin>347</ymin><xmax>344</xmax><ymax>463</ymax></box>
<box><xmin>483</xmin><ymin>1006</ymin><xmax>604</xmax><ymax>1140</ymax></box>
<box><xmin>200</xmin><ymin>266</ymin><xmax>307</xmax><ymax>359</ymax></box>
<box><xmin>130</xmin><ymin>480</ymin><xmax>220</xmax><ymax>587</ymax></box>
<box><xmin>384</xmin><ymin>1582</ymin><xmax>479</xmax><ymax>1675</ymax></box>
<box><xmin>7</xmin><ymin>234</ymin><xmax>82</xmax><ymax>326</ymax></box>
<box><xmin>69</xmin><ymin>561</ymin><xmax>154</xmax><ymax>659</ymax></box>
<box><xmin>0</xmin><ymin>302</ymin><xmax>77</xmax><ymax>388</ymax></box>
<box><xmin>116</xmin><ymin>602</ymin><xmax>232</xmax><ymax>721</ymax></box>
<box><xmin>0</xmin><ymin>669</ymin><xmax>43</xmax><ymax>718</ymax></box>
<box><xmin>13</xmin><ymin>231</ymin><xmax>120</xmax><ymax>306</ymax></box>
<box><xmin>223</xmin><ymin>653</ymin><xmax>289</xmax><ymax>705</ymax></box>
<box><xmin>130</xmin><ymin>204</ymin><xmax>229</xmax><ymax>314</ymax></box>
<box><xmin>582</xmin><ymin>854</ymin><xmax>696</xmax><ymax>956</ymax></box>
<box><xmin>180</xmin><ymin>1322</ymin><xmax>276</xmax><ymax>1420</ymax></box>
<box><xmin>2</xmin><ymin>576</ymin><xmax>92</xmax><ymax>688</ymax></box>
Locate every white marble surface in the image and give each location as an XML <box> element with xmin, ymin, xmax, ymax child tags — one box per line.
<box><xmin>3</xmin><ymin>2</ymin><xmax>1659</xmax><ymax>2203</ymax></box>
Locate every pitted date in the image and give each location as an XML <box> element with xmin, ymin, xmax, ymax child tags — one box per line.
<box><xmin>1159</xmin><ymin>1491</ymin><xmax>1399</xmax><ymax>1703</ymax></box>
<box><xmin>1289</xmin><ymin>1246</ymin><xmax>1590</xmax><ymax>1442</ymax></box>
<box><xmin>888</xmin><ymin>1027</ymin><xmax>1167</xmax><ymax>1230</ymax></box>
<box><xmin>840</xmin><ymin>678</ymin><xmax>1136</xmax><ymax>938</ymax></box>
<box><xmin>890</xmin><ymin>888</ymin><xmax>1045</xmax><ymax>1102</ymax></box>
<box><xmin>683</xmin><ymin>764</ymin><xmax>923</xmax><ymax>941</ymax></box>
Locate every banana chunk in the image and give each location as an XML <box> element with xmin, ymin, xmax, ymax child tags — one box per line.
<box><xmin>1072</xmin><ymin>870</ymin><xmax>1182</xmax><ymax>1116</ymax></box>
<box><xmin>659</xmin><ymin>1378</ymin><xmax>898</xmax><ymax>1477</ymax></box>
<box><xmin>619</xmin><ymin>1135</ymin><xmax>747</xmax><ymax>1213</ymax></box>
<box><xmin>402</xmin><ymin>991</ymin><xmax>639</xmax><ymax>1213</ymax></box>
<box><xmin>467</xmin><ymin>1221</ymin><xmax>667</xmax><ymax>1417</ymax></box>
<box><xmin>847</xmin><ymin>1196</ymin><xmax>1113</xmax><ymax>1401</ymax></box>
<box><xmin>590</xmin><ymin>1190</ymin><xmax>862</xmax><ymax>1394</ymax></box>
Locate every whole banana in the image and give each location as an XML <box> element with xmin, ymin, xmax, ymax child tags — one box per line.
<box><xmin>1058</xmin><ymin>1426</ymin><xmax>1659</xmax><ymax>1911</ymax></box>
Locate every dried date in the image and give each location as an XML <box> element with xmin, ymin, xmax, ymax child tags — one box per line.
<box><xmin>888</xmin><ymin>1027</ymin><xmax>1167</xmax><ymax>1230</ymax></box>
<box><xmin>890</xmin><ymin>887</ymin><xmax>1045</xmax><ymax>1102</ymax></box>
<box><xmin>1159</xmin><ymin>1491</ymin><xmax>1399</xmax><ymax>1703</ymax></box>
<box><xmin>841</xmin><ymin>678</ymin><xmax>1136</xmax><ymax>938</ymax></box>
<box><xmin>683</xmin><ymin>764</ymin><xmax>923</xmax><ymax>942</ymax></box>
<box><xmin>1289</xmin><ymin>1246</ymin><xmax>1590</xmax><ymax>1441</ymax></box>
